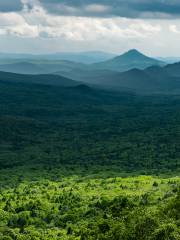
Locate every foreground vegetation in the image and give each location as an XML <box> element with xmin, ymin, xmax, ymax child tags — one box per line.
<box><xmin>0</xmin><ymin>166</ymin><xmax>179</xmax><ymax>239</ymax></box>
<box><xmin>0</xmin><ymin>78</ymin><xmax>179</xmax><ymax>239</ymax></box>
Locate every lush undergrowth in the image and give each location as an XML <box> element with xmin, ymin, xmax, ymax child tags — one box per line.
<box><xmin>0</xmin><ymin>166</ymin><xmax>179</xmax><ymax>240</ymax></box>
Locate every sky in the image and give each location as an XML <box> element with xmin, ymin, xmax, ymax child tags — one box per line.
<box><xmin>0</xmin><ymin>0</ymin><xmax>180</xmax><ymax>56</ymax></box>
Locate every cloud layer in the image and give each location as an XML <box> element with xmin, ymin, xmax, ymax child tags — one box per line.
<box><xmin>1</xmin><ymin>1</ymin><xmax>180</xmax><ymax>19</ymax></box>
<box><xmin>38</xmin><ymin>0</ymin><xmax>180</xmax><ymax>18</ymax></box>
<box><xmin>0</xmin><ymin>0</ymin><xmax>179</xmax><ymax>56</ymax></box>
<box><xmin>0</xmin><ymin>5</ymin><xmax>162</xmax><ymax>40</ymax></box>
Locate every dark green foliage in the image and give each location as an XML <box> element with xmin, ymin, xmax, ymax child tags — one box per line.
<box><xmin>0</xmin><ymin>78</ymin><xmax>180</xmax><ymax>171</ymax></box>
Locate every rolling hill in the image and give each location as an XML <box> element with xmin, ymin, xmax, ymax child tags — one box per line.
<box><xmin>0</xmin><ymin>62</ymin><xmax>45</xmax><ymax>75</ymax></box>
<box><xmin>0</xmin><ymin>61</ymin><xmax>85</xmax><ymax>75</ymax></box>
<box><xmin>56</xmin><ymin>59</ymin><xmax>180</xmax><ymax>93</ymax></box>
<box><xmin>0</xmin><ymin>71</ymin><xmax>80</xmax><ymax>87</ymax></box>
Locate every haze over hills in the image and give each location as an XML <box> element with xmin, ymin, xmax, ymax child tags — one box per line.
<box><xmin>0</xmin><ymin>51</ymin><xmax>115</xmax><ymax>64</ymax></box>
<box><xmin>53</xmin><ymin>51</ymin><xmax>116</xmax><ymax>64</ymax></box>
<box><xmin>107</xmin><ymin>67</ymin><xmax>180</xmax><ymax>93</ymax></box>
<box><xmin>1</xmin><ymin>49</ymin><xmax>180</xmax><ymax>93</ymax></box>
<box><xmin>157</xmin><ymin>57</ymin><xmax>180</xmax><ymax>64</ymax></box>
<box><xmin>0</xmin><ymin>49</ymin><xmax>165</xmax><ymax>75</ymax></box>
<box><xmin>0</xmin><ymin>61</ymin><xmax>85</xmax><ymax>75</ymax></box>
<box><xmin>57</xmin><ymin>60</ymin><xmax>180</xmax><ymax>94</ymax></box>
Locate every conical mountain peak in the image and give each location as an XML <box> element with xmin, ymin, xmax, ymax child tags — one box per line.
<box><xmin>119</xmin><ymin>49</ymin><xmax>147</xmax><ymax>59</ymax></box>
<box><xmin>125</xmin><ymin>49</ymin><xmax>143</xmax><ymax>55</ymax></box>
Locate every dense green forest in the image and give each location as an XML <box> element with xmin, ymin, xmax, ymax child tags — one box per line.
<box><xmin>0</xmin><ymin>78</ymin><xmax>179</xmax><ymax>239</ymax></box>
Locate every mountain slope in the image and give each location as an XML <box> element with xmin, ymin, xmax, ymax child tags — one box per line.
<box><xmin>0</xmin><ymin>71</ymin><xmax>79</xmax><ymax>87</ymax></box>
<box><xmin>145</xmin><ymin>62</ymin><xmax>180</xmax><ymax>78</ymax></box>
<box><xmin>164</xmin><ymin>62</ymin><xmax>180</xmax><ymax>77</ymax></box>
<box><xmin>0</xmin><ymin>62</ymin><xmax>46</xmax><ymax>75</ymax></box>
<box><xmin>92</xmin><ymin>49</ymin><xmax>165</xmax><ymax>72</ymax></box>
<box><xmin>0</xmin><ymin>61</ymin><xmax>86</xmax><ymax>75</ymax></box>
<box><xmin>110</xmin><ymin>69</ymin><xmax>156</xmax><ymax>89</ymax></box>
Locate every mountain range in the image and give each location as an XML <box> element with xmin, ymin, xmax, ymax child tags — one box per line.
<box><xmin>0</xmin><ymin>49</ymin><xmax>165</xmax><ymax>76</ymax></box>
<box><xmin>1</xmin><ymin>49</ymin><xmax>180</xmax><ymax>93</ymax></box>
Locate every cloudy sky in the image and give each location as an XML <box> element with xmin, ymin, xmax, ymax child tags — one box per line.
<box><xmin>0</xmin><ymin>0</ymin><xmax>180</xmax><ymax>56</ymax></box>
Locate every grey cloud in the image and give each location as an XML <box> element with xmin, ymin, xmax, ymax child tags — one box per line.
<box><xmin>1</xmin><ymin>0</ymin><xmax>180</xmax><ymax>18</ymax></box>
<box><xmin>39</xmin><ymin>0</ymin><xmax>180</xmax><ymax>18</ymax></box>
<box><xmin>0</xmin><ymin>0</ymin><xmax>22</xmax><ymax>12</ymax></box>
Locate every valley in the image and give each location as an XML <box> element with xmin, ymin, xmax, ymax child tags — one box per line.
<box><xmin>0</xmin><ymin>49</ymin><xmax>179</xmax><ymax>239</ymax></box>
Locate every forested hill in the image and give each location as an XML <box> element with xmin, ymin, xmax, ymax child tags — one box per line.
<box><xmin>0</xmin><ymin>71</ymin><xmax>79</xmax><ymax>87</ymax></box>
<box><xmin>0</xmin><ymin>77</ymin><xmax>179</xmax><ymax>172</ymax></box>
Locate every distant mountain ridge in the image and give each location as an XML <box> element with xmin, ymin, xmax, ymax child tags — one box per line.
<box><xmin>0</xmin><ymin>51</ymin><xmax>116</xmax><ymax>64</ymax></box>
<box><xmin>0</xmin><ymin>49</ymin><xmax>166</xmax><ymax>76</ymax></box>
<box><xmin>0</xmin><ymin>62</ymin><xmax>45</xmax><ymax>75</ymax></box>
<box><xmin>0</xmin><ymin>61</ymin><xmax>85</xmax><ymax>75</ymax></box>
<box><xmin>1</xmin><ymin>49</ymin><xmax>180</xmax><ymax>94</ymax></box>
<box><xmin>157</xmin><ymin>57</ymin><xmax>180</xmax><ymax>64</ymax></box>
<box><xmin>93</xmin><ymin>62</ymin><xmax>180</xmax><ymax>93</ymax></box>
<box><xmin>57</xmin><ymin>59</ymin><xmax>180</xmax><ymax>94</ymax></box>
